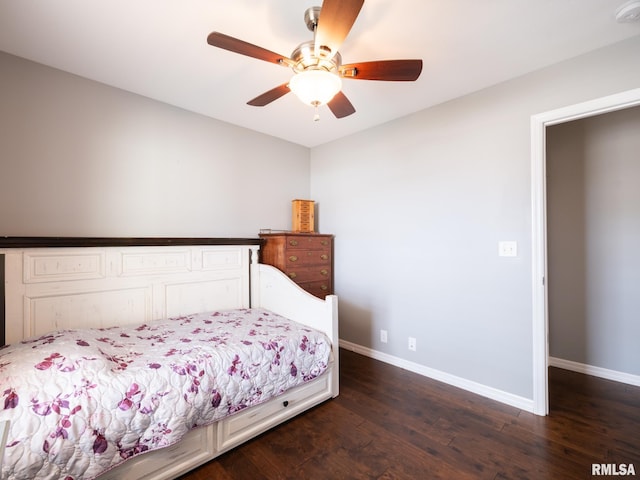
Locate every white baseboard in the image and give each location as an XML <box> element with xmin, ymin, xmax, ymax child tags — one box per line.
<box><xmin>549</xmin><ymin>357</ymin><xmax>640</xmax><ymax>387</ymax></box>
<box><xmin>339</xmin><ymin>339</ymin><xmax>535</xmax><ymax>413</ymax></box>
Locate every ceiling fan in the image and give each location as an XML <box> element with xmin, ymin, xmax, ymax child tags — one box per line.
<box><xmin>206</xmin><ymin>0</ymin><xmax>423</xmax><ymax>120</ymax></box>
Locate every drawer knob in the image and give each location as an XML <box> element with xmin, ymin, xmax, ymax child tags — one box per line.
<box><xmin>321</xmin><ymin>240</ymin><xmax>328</xmax><ymax>246</ymax></box>
<box><xmin>288</xmin><ymin>272</ymin><xmax>297</xmax><ymax>279</ymax></box>
<box><xmin>289</xmin><ymin>240</ymin><xmax>298</xmax><ymax>246</ymax></box>
<box><xmin>283</xmin><ymin>400</ymin><xmax>289</xmax><ymax>407</ymax></box>
<box><xmin>320</xmin><ymin>285</ymin><xmax>328</xmax><ymax>291</ymax></box>
<box><xmin>289</xmin><ymin>255</ymin><xmax>298</xmax><ymax>262</ymax></box>
<box><xmin>320</xmin><ymin>269</ymin><xmax>328</xmax><ymax>276</ymax></box>
<box><xmin>320</xmin><ymin>254</ymin><xmax>328</xmax><ymax>260</ymax></box>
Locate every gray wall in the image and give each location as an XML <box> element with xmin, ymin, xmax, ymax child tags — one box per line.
<box><xmin>310</xmin><ymin>35</ymin><xmax>640</xmax><ymax>400</ymax></box>
<box><xmin>0</xmin><ymin>51</ymin><xmax>309</xmax><ymax>237</ymax></box>
<box><xmin>547</xmin><ymin>106</ymin><xmax>640</xmax><ymax>375</ymax></box>
<box><xmin>3</xmin><ymin>33</ymin><xmax>640</xmax><ymax>404</ymax></box>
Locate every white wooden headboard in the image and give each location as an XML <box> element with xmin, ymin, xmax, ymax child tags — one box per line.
<box><xmin>0</xmin><ymin>238</ymin><xmax>261</xmax><ymax>345</ymax></box>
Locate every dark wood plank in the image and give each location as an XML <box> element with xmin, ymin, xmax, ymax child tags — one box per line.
<box><xmin>178</xmin><ymin>350</ymin><xmax>640</xmax><ymax>479</ymax></box>
<box><xmin>0</xmin><ymin>237</ymin><xmax>262</xmax><ymax>248</ymax></box>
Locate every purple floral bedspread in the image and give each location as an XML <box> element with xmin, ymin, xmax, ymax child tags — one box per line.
<box><xmin>0</xmin><ymin>308</ymin><xmax>331</xmax><ymax>480</ymax></box>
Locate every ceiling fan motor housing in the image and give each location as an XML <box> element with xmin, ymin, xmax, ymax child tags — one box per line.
<box><xmin>290</xmin><ymin>40</ymin><xmax>342</xmax><ymax>74</ymax></box>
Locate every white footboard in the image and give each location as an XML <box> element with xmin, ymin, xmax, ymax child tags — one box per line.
<box><xmin>251</xmin><ymin>261</ymin><xmax>339</xmax><ymax>397</ymax></box>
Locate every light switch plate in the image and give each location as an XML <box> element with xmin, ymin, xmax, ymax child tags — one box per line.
<box><xmin>499</xmin><ymin>241</ymin><xmax>518</xmax><ymax>257</ymax></box>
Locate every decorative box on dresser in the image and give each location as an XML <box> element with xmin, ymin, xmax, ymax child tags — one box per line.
<box><xmin>259</xmin><ymin>233</ymin><xmax>333</xmax><ymax>298</ymax></box>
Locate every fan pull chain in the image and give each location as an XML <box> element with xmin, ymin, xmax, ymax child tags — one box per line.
<box><xmin>313</xmin><ymin>103</ymin><xmax>320</xmax><ymax>122</ymax></box>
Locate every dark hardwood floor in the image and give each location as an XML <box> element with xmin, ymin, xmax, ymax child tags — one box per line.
<box><xmin>179</xmin><ymin>348</ymin><xmax>640</xmax><ymax>479</ymax></box>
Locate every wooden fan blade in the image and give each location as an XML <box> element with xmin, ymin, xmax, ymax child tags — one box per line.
<box><xmin>314</xmin><ymin>0</ymin><xmax>364</xmax><ymax>57</ymax></box>
<box><xmin>340</xmin><ymin>60</ymin><xmax>423</xmax><ymax>81</ymax></box>
<box><xmin>327</xmin><ymin>91</ymin><xmax>356</xmax><ymax>118</ymax></box>
<box><xmin>247</xmin><ymin>84</ymin><xmax>291</xmax><ymax>107</ymax></box>
<box><xmin>207</xmin><ymin>32</ymin><xmax>288</xmax><ymax>66</ymax></box>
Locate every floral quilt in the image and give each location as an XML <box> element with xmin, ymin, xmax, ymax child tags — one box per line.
<box><xmin>0</xmin><ymin>308</ymin><xmax>331</xmax><ymax>480</ymax></box>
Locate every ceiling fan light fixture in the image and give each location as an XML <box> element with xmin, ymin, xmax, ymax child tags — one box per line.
<box><xmin>289</xmin><ymin>69</ymin><xmax>342</xmax><ymax>107</ymax></box>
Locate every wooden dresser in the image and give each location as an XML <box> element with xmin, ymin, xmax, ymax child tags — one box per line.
<box><xmin>259</xmin><ymin>233</ymin><xmax>333</xmax><ymax>298</ymax></box>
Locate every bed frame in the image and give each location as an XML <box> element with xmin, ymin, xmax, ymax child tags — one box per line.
<box><xmin>0</xmin><ymin>238</ymin><xmax>339</xmax><ymax>480</ymax></box>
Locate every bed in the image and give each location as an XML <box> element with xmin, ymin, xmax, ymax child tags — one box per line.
<box><xmin>0</xmin><ymin>238</ymin><xmax>339</xmax><ymax>480</ymax></box>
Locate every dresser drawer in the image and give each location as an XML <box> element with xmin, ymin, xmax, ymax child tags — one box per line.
<box><xmin>285</xmin><ymin>249</ymin><xmax>331</xmax><ymax>267</ymax></box>
<box><xmin>284</xmin><ymin>236</ymin><xmax>331</xmax><ymax>250</ymax></box>
<box><xmin>285</xmin><ymin>266</ymin><xmax>331</xmax><ymax>283</ymax></box>
<box><xmin>300</xmin><ymin>280</ymin><xmax>332</xmax><ymax>298</ymax></box>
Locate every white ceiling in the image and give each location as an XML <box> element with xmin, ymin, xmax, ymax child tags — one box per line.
<box><xmin>1</xmin><ymin>0</ymin><xmax>639</xmax><ymax>147</ymax></box>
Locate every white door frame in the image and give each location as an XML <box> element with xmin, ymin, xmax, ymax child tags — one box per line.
<box><xmin>530</xmin><ymin>87</ymin><xmax>640</xmax><ymax>415</ymax></box>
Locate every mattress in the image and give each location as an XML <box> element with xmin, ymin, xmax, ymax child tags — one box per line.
<box><xmin>0</xmin><ymin>308</ymin><xmax>331</xmax><ymax>479</ymax></box>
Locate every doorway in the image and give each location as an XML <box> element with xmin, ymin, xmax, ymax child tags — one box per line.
<box><xmin>530</xmin><ymin>87</ymin><xmax>640</xmax><ymax>415</ymax></box>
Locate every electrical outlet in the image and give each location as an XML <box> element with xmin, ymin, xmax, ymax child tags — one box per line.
<box><xmin>380</xmin><ymin>330</ymin><xmax>388</xmax><ymax>343</ymax></box>
<box><xmin>408</xmin><ymin>337</ymin><xmax>416</xmax><ymax>351</ymax></box>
